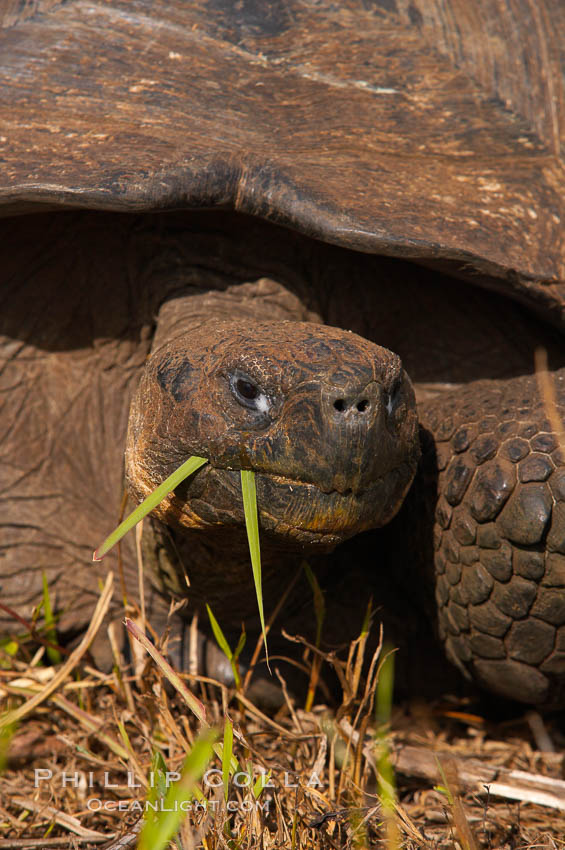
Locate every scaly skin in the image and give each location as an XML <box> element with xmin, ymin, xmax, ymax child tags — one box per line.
<box><xmin>418</xmin><ymin>372</ymin><xmax>565</xmax><ymax>705</ymax></box>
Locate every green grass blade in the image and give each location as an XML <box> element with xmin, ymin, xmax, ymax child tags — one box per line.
<box><xmin>303</xmin><ymin>561</ymin><xmax>325</xmax><ymax>712</ymax></box>
<box><xmin>42</xmin><ymin>572</ymin><xmax>62</xmax><ymax>664</ymax></box>
<box><xmin>233</xmin><ymin>626</ymin><xmax>246</xmax><ymax>661</ymax></box>
<box><xmin>93</xmin><ymin>456</ymin><xmax>208</xmax><ymax>561</ymax></box>
<box><xmin>138</xmin><ymin>729</ymin><xmax>217</xmax><ymax>850</ymax></box>
<box><xmin>253</xmin><ymin>769</ymin><xmax>271</xmax><ymax>800</ymax></box>
<box><xmin>206</xmin><ymin>606</ymin><xmax>244</xmax><ymax>689</ymax></box>
<box><xmin>222</xmin><ymin>717</ymin><xmax>233</xmax><ymax>802</ymax></box>
<box><xmin>206</xmin><ymin>604</ymin><xmax>234</xmax><ymax>663</ymax></box>
<box><xmin>375</xmin><ymin>646</ymin><xmax>398</xmax><ymax>847</ymax></box>
<box><xmin>147</xmin><ymin>750</ymin><xmax>169</xmax><ymax>804</ymax></box>
<box><xmin>240</xmin><ymin>470</ymin><xmax>268</xmax><ymax>665</ymax></box>
<box><xmin>0</xmin><ymin>723</ymin><xmax>15</xmax><ymax>775</ymax></box>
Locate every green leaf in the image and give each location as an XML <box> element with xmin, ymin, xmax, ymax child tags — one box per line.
<box><xmin>206</xmin><ymin>605</ymin><xmax>233</xmax><ymax>663</ymax></box>
<box><xmin>93</xmin><ymin>456</ymin><xmax>208</xmax><ymax>560</ymax></box>
<box><xmin>0</xmin><ymin>639</ymin><xmax>19</xmax><ymax>658</ymax></box>
<box><xmin>152</xmin><ymin>751</ymin><xmax>169</xmax><ymax>801</ymax></box>
<box><xmin>222</xmin><ymin>717</ymin><xmax>233</xmax><ymax>802</ymax></box>
<box><xmin>233</xmin><ymin>626</ymin><xmax>246</xmax><ymax>661</ymax></box>
<box><xmin>375</xmin><ymin>646</ymin><xmax>397</xmax><ymax>819</ymax></box>
<box><xmin>240</xmin><ymin>470</ymin><xmax>268</xmax><ymax>664</ymax></box>
<box><xmin>0</xmin><ymin>723</ymin><xmax>15</xmax><ymax>774</ymax></box>
<box><xmin>253</xmin><ymin>769</ymin><xmax>271</xmax><ymax>799</ymax></box>
<box><xmin>434</xmin><ymin>759</ymin><xmax>455</xmax><ymax>806</ymax></box>
<box><xmin>376</xmin><ymin>646</ymin><xmax>395</xmax><ymax>728</ymax></box>
<box><xmin>42</xmin><ymin>572</ymin><xmax>61</xmax><ymax>664</ymax></box>
<box><xmin>117</xmin><ymin>719</ymin><xmax>133</xmax><ymax>755</ymax></box>
<box><xmin>206</xmin><ymin>606</ymin><xmax>244</xmax><ymax>689</ymax></box>
<box><xmin>138</xmin><ymin>729</ymin><xmax>217</xmax><ymax>850</ymax></box>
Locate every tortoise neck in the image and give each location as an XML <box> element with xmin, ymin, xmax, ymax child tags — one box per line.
<box><xmin>151</xmin><ymin>277</ymin><xmax>322</xmax><ymax>353</ymax></box>
<box><xmin>143</xmin><ymin>517</ymin><xmax>328</xmax><ymax>630</ymax></box>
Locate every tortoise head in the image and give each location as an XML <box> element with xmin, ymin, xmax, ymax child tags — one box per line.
<box><xmin>125</xmin><ymin>320</ymin><xmax>420</xmax><ymax>549</ymax></box>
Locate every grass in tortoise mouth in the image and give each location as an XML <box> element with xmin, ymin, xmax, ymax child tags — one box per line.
<box><xmin>93</xmin><ymin>456</ymin><xmax>268</xmax><ymax>659</ymax></box>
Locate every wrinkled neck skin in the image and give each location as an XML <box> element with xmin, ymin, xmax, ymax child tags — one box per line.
<box><xmin>143</xmin><ymin>511</ymin><xmax>328</xmax><ymax>630</ymax></box>
<box><xmin>127</xmin><ymin>279</ymin><xmax>421</xmax><ymax>625</ymax></box>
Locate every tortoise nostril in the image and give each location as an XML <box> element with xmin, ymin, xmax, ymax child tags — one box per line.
<box><xmin>333</xmin><ymin>397</ymin><xmax>369</xmax><ymax>413</ymax></box>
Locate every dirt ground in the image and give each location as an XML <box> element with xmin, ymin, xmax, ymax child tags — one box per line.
<box><xmin>1</xmin><ymin>594</ymin><xmax>564</xmax><ymax>850</ymax></box>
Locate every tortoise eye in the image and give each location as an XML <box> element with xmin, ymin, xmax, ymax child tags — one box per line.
<box><xmin>229</xmin><ymin>371</ymin><xmax>270</xmax><ymax>414</ymax></box>
<box><xmin>236</xmin><ymin>378</ymin><xmax>259</xmax><ymax>401</ymax></box>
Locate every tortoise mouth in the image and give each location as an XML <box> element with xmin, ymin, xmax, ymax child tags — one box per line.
<box><xmin>260</xmin><ymin>471</ymin><xmax>354</xmax><ymax>497</ymax></box>
<box><xmin>144</xmin><ymin>459</ymin><xmax>415</xmax><ymax>547</ymax></box>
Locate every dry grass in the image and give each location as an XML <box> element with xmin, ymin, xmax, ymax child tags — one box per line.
<box><xmin>1</xmin><ymin>594</ymin><xmax>565</xmax><ymax>850</ymax></box>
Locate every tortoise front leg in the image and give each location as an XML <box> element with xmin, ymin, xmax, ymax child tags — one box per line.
<box><xmin>419</xmin><ymin>368</ymin><xmax>565</xmax><ymax>705</ymax></box>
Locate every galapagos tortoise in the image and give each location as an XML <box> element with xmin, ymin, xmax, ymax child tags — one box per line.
<box><xmin>1</xmin><ymin>0</ymin><xmax>564</xmax><ymax>705</ymax></box>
